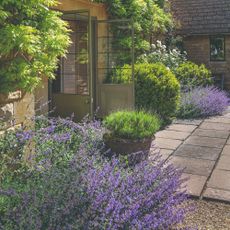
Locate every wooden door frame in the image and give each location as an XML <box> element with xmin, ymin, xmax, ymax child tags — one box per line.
<box><xmin>49</xmin><ymin>10</ymin><xmax>98</xmax><ymax>120</ymax></box>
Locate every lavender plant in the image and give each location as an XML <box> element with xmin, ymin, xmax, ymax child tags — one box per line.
<box><xmin>177</xmin><ymin>86</ymin><xmax>230</xmax><ymax>118</ymax></box>
<box><xmin>15</xmin><ymin>115</ymin><xmax>103</xmax><ymax>169</ymax></box>
<box><xmin>1</xmin><ymin>152</ymin><xmax>190</xmax><ymax>230</ymax></box>
<box><xmin>0</xmin><ymin>128</ymin><xmax>26</xmax><ymax>182</ymax></box>
<box><xmin>0</xmin><ymin>116</ymin><xmax>191</xmax><ymax>229</ymax></box>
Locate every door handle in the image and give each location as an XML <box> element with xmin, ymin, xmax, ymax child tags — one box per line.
<box><xmin>85</xmin><ymin>98</ymin><xmax>93</xmax><ymax>104</ymax></box>
<box><xmin>85</xmin><ymin>98</ymin><xmax>90</xmax><ymax>104</ymax></box>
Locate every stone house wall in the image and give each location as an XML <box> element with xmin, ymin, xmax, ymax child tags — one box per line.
<box><xmin>0</xmin><ymin>93</ymin><xmax>35</xmax><ymax>132</ymax></box>
<box><xmin>183</xmin><ymin>35</ymin><xmax>230</xmax><ymax>90</ymax></box>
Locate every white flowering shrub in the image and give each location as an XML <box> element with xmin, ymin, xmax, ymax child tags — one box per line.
<box><xmin>137</xmin><ymin>40</ymin><xmax>187</xmax><ymax>72</ymax></box>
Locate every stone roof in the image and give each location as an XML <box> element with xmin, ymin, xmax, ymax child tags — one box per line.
<box><xmin>170</xmin><ymin>0</ymin><xmax>230</xmax><ymax>35</ymax></box>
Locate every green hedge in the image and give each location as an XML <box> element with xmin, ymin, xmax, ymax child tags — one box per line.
<box><xmin>174</xmin><ymin>61</ymin><xmax>212</xmax><ymax>89</ymax></box>
<box><xmin>106</xmin><ymin>63</ymin><xmax>180</xmax><ymax>118</ymax></box>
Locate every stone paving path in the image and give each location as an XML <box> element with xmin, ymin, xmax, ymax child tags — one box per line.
<box><xmin>152</xmin><ymin>110</ymin><xmax>230</xmax><ymax>203</ymax></box>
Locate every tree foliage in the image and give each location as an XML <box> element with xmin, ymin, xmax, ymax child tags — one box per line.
<box><xmin>0</xmin><ymin>0</ymin><xmax>70</xmax><ymax>94</ymax></box>
<box><xmin>93</xmin><ymin>0</ymin><xmax>173</xmax><ymax>61</ymax></box>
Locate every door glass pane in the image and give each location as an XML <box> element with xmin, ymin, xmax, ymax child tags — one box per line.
<box><xmin>61</xmin><ymin>17</ymin><xmax>89</xmax><ymax>95</ymax></box>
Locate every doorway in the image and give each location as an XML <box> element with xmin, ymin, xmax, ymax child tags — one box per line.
<box><xmin>51</xmin><ymin>10</ymin><xmax>95</xmax><ymax>121</ymax></box>
<box><xmin>50</xmin><ymin>12</ymin><xmax>135</xmax><ymax>120</ymax></box>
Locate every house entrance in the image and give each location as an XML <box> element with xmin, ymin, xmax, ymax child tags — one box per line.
<box><xmin>51</xmin><ymin>12</ymin><xmax>134</xmax><ymax>120</ymax></box>
<box><xmin>51</xmin><ymin>11</ymin><xmax>94</xmax><ymax>121</ymax></box>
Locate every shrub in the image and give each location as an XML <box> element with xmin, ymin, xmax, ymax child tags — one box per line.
<box><xmin>0</xmin><ymin>116</ymin><xmax>103</xmax><ymax>180</ymax></box>
<box><xmin>0</xmin><ymin>129</ymin><xmax>25</xmax><ymax>181</ymax></box>
<box><xmin>175</xmin><ymin>62</ymin><xmax>212</xmax><ymax>90</ymax></box>
<box><xmin>0</xmin><ymin>117</ymin><xmax>103</xmax><ymax>220</ymax></box>
<box><xmin>177</xmin><ymin>87</ymin><xmax>230</xmax><ymax>119</ymax></box>
<box><xmin>137</xmin><ymin>40</ymin><xmax>187</xmax><ymax>72</ymax></box>
<box><xmin>135</xmin><ymin>63</ymin><xmax>180</xmax><ymax>118</ymax></box>
<box><xmin>0</xmin><ymin>117</ymin><xmax>191</xmax><ymax>229</ymax></box>
<box><xmin>93</xmin><ymin>1</ymin><xmax>173</xmax><ymax>64</ymax></box>
<box><xmin>108</xmin><ymin>63</ymin><xmax>180</xmax><ymax>118</ymax></box>
<box><xmin>1</xmin><ymin>150</ymin><xmax>190</xmax><ymax>229</ymax></box>
<box><xmin>0</xmin><ymin>1</ymin><xmax>70</xmax><ymax>93</ymax></box>
<box><xmin>103</xmin><ymin>111</ymin><xmax>161</xmax><ymax>139</ymax></box>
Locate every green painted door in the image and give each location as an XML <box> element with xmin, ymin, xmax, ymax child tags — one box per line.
<box><xmin>51</xmin><ymin>11</ymin><xmax>94</xmax><ymax>121</ymax></box>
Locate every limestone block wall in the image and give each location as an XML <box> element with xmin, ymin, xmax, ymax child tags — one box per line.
<box><xmin>0</xmin><ymin>93</ymin><xmax>35</xmax><ymax>131</ymax></box>
<box><xmin>183</xmin><ymin>35</ymin><xmax>230</xmax><ymax>90</ymax></box>
<box><xmin>35</xmin><ymin>78</ymin><xmax>49</xmax><ymax>115</ymax></box>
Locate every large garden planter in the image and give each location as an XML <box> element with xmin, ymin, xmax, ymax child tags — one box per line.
<box><xmin>103</xmin><ymin>134</ymin><xmax>154</xmax><ymax>165</ymax></box>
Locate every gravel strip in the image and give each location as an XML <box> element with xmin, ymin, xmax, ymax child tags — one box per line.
<box><xmin>182</xmin><ymin>199</ymin><xmax>230</xmax><ymax>229</ymax></box>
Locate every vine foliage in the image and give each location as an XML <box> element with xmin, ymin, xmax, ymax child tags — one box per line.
<box><xmin>93</xmin><ymin>0</ymin><xmax>173</xmax><ymax>60</ymax></box>
<box><xmin>0</xmin><ymin>0</ymin><xmax>70</xmax><ymax>94</ymax></box>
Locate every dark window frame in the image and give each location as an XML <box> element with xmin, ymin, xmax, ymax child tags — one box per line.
<box><xmin>210</xmin><ymin>36</ymin><xmax>226</xmax><ymax>62</ymax></box>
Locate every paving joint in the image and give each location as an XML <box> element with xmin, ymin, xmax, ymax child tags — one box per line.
<box><xmin>153</xmin><ymin>114</ymin><xmax>230</xmax><ymax>202</ymax></box>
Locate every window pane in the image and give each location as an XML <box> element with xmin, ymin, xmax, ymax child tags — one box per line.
<box><xmin>60</xmin><ymin>19</ymin><xmax>89</xmax><ymax>95</ymax></box>
<box><xmin>210</xmin><ymin>37</ymin><xmax>225</xmax><ymax>61</ymax></box>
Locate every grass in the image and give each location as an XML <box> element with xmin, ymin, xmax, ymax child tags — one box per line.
<box><xmin>103</xmin><ymin>110</ymin><xmax>161</xmax><ymax>140</ymax></box>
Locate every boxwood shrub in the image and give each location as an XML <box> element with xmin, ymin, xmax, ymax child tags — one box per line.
<box><xmin>175</xmin><ymin>61</ymin><xmax>212</xmax><ymax>90</ymax></box>
<box><xmin>106</xmin><ymin>63</ymin><xmax>180</xmax><ymax>118</ymax></box>
<box><xmin>103</xmin><ymin>111</ymin><xmax>161</xmax><ymax>139</ymax></box>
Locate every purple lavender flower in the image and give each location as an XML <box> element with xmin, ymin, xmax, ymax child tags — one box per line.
<box><xmin>178</xmin><ymin>86</ymin><xmax>230</xmax><ymax>118</ymax></box>
<box><xmin>1</xmin><ymin>117</ymin><xmax>191</xmax><ymax>229</ymax></box>
<box><xmin>2</xmin><ymin>151</ymin><xmax>191</xmax><ymax>229</ymax></box>
<box><xmin>16</xmin><ymin>130</ymin><xmax>34</xmax><ymax>142</ymax></box>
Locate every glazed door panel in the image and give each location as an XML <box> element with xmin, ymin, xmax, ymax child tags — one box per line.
<box><xmin>51</xmin><ymin>11</ymin><xmax>94</xmax><ymax>121</ymax></box>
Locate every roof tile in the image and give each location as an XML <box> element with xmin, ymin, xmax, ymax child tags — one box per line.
<box><xmin>170</xmin><ymin>0</ymin><xmax>230</xmax><ymax>35</ymax></box>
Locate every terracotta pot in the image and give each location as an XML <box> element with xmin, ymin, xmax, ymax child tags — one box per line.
<box><xmin>103</xmin><ymin>133</ymin><xmax>154</xmax><ymax>165</ymax></box>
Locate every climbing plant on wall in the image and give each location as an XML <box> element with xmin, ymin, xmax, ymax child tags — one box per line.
<box><xmin>0</xmin><ymin>0</ymin><xmax>70</xmax><ymax>94</ymax></box>
<box><xmin>93</xmin><ymin>0</ymin><xmax>173</xmax><ymax>61</ymax></box>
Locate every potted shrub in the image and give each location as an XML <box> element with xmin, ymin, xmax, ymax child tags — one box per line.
<box><xmin>103</xmin><ymin>111</ymin><xmax>161</xmax><ymax>164</ymax></box>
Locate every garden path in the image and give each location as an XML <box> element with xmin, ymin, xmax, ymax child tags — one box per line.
<box><xmin>151</xmin><ymin>108</ymin><xmax>230</xmax><ymax>203</ymax></box>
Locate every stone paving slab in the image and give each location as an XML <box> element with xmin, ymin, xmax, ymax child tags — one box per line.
<box><xmin>173</xmin><ymin>119</ymin><xmax>203</xmax><ymax>126</ymax></box>
<box><xmin>185</xmin><ymin>136</ymin><xmax>226</xmax><ymax>149</ymax></box>
<box><xmin>223</xmin><ymin>113</ymin><xmax>230</xmax><ymax>118</ymax></box>
<box><xmin>149</xmin><ymin>148</ymin><xmax>173</xmax><ymax>161</ymax></box>
<box><xmin>222</xmin><ymin>145</ymin><xmax>230</xmax><ymax>155</ymax></box>
<box><xmin>154</xmin><ymin>111</ymin><xmax>230</xmax><ymax>202</ymax></box>
<box><xmin>203</xmin><ymin>188</ymin><xmax>230</xmax><ymax>202</ymax></box>
<box><xmin>174</xmin><ymin>144</ymin><xmax>221</xmax><ymax>161</ymax></box>
<box><xmin>154</xmin><ymin>138</ymin><xmax>182</xmax><ymax>150</ymax></box>
<box><xmin>207</xmin><ymin>116</ymin><xmax>230</xmax><ymax>124</ymax></box>
<box><xmin>207</xmin><ymin>170</ymin><xmax>230</xmax><ymax>191</ymax></box>
<box><xmin>227</xmin><ymin>139</ymin><xmax>230</xmax><ymax>145</ymax></box>
<box><xmin>166</xmin><ymin>124</ymin><xmax>198</xmax><ymax>133</ymax></box>
<box><xmin>216</xmin><ymin>155</ymin><xmax>230</xmax><ymax>171</ymax></box>
<box><xmin>171</xmin><ymin>156</ymin><xmax>215</xmax><ymax>177</ymax></box>
<box><xmin>155</xmin><ymin>130</ymin><xmax>190</xmax><ymax>140</ymax></box>
<box><xmin>182</xmin><ymin>173</ymin><xmax>207</xmax><ymax>197</ymax></box>
<box><xmin>160</xmin><ymin>149</ymin><xmax>173</xmax><ymax>160</ymax></box>
<box><xmin>199</xmin><ymin>122</ymin><xmax>230</xmax><ymax>131</ymax></box>
<box><xmin>192</xmin><ymin>128</ymin><xmax>229</xmax><ymax>139</ymax></box>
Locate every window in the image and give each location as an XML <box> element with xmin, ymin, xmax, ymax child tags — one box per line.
<box><xmin>210</xmin><ymin>36</ymin><xmax>225</xmax><ymax>61</ymax></box>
